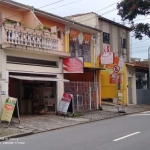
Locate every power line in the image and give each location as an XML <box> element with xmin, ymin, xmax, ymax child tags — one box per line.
<box><xmin>131</xmin><ymin>49</ymin><xmax>148</xmax><ymax>53</ymax></box>
<box><xmin>130</xmin><ymin>39</ymin><xmax>150</xmax><ymax>45</ymax></box>
<box><xmin>73</xmin><ymin>0</ymin><xmax>121</xmax><ymax>22</ymax></box>
<box><xmin>39</xmin><ymin>0</ymin><xmax>65</xmax><ymax>9</ymax></box>
<box><xmin>45</xmin><ymin>0</ymin><xmax>82</xmax><ymax>11</ymax></box>
<box><xmin>0</xmin><ymin>0</ymin><xmax>82</xmax><ymax>22</ymax></box>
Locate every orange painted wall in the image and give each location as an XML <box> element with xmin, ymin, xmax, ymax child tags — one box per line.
<box><xmin>37</xmin><ymin>16</ymin><xmax>65</xmax><ymax>32</ymax></box>
<box><xmin>65</xmin><ymin>72</ymin><xmax>94</xmax><ymax>82</ymax></box>
<box><xmin>22</xmin><ymin>11</ymin><xmax>41</xmax><ymax>28</ymax></box>
<box><xmin>0</xmin><ymin>5</ymin><xmax>25</xmax><ymax>23</ymax></box>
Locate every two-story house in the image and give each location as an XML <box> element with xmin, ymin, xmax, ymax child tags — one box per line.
<box><xmin>0</xmin><ymin>1</ymin><xmax>101</xmax><ymax>116</ymax></box>
<box><xmin>66</xmin><ymin>12</ymin><xmax>131</xmax><ymax>106</ymax></box>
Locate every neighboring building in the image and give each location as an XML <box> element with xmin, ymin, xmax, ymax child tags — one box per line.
<box><xmin>126</xmin><ymin>61</ymin><xmax>149</xmax><ymax>104</ymax></box>
<box><xmin>0</xmin><ymin>1</ymin><xmax>101</xmax><ymax>116</ymax></box>
<box><xmin>66</xmin><ymin>12</ymin><xmax>131</xmax><ymax>105</ymax></box>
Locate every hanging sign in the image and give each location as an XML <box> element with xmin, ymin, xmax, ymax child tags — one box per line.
<box><xmin>110</xmin><ymin>73</ymin><xmax>120</xmax><ymax>83</ymax></box>
<box><xmin>1</xmin><ymin>97</ymin><xmax>17</xmax><ymax>124</ymax></box>
<box><xmin>113</xmin><ymin>65</ymin><xmax>120</xmax><ymax>73</ymax></box>
<box><xmin>100</xmin><ymin>45</ymin><xmax>114</xmax><ymax>65</ymax></box>
<box><xmin>63</xmin><ymin>57</ymin><xmax>83</xmax><ymax>73</ymax></box>
<box><xmin>58</xmin><ymin>93</ymin><xmax>72</xmax><ymax>115</ymax></box>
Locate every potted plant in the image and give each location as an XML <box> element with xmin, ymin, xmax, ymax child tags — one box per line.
<box><xmin>38</xmin><ymin>103</ymin><xmax>45</xmax><ymax>115</ymax></box>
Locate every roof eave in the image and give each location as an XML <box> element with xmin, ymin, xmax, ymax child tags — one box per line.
<box><xmin>34</xmin><ymin>8</ymin><xmax>101</xmax><ymax>33</ymax></box>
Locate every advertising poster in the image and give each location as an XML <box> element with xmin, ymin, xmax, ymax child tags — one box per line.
<box><xmin>43</xmin><ymin>87</ymin><xmax>54</xmax><ymax>106</ymax></box>
<box><xmin>100</xmin><ymin>45</ymin><xmax>114</xmax><ymax>65</ymax></box>
<box><xmin>101</xmin><ymin>56</ymin><xmax>124</xmax><ymax>84</ymax></box>
<box><xmin>1</xmin><ymin>97</ymin><xmax>17</xmax><ymax>123</ymax></box>
<box><xmin>63</xmin><ymin>57</ymin><xmax>83</xmax><ymax>73</ymax></box>
<box><xmin>118</xmin><ymin>90</ymin><xmax>123</xmax><ymax>105</ymax></box>
<box><xmin>58</xmin><ymin>93</ymin><xmax>72</xmax><ymax>114</ymax></box>
<box><xmin>110</xmin><ymin>73</ymin><xmax>120</xmax><ymax>83</ymax></box>
<box><xmin>70</xmin><ymin>29</ymin><xmax>91</xmax><ymax>62</ymax></box>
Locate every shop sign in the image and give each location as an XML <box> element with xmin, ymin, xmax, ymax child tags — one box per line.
<box><xmin>58</xmin><ymin>93</ymin><xmax>72</xmax><ymax>115</ymax></box>
<box><xmin>63</xmin><ymin>57</ymin><xmax>83</xmax><ymax>73</ymax></box>
<box><xmin>102</xmin><ymin>57</ymin><xmax>124</xmax><ymax>73</ymax></box>
<box><xmin>110</xmin><ymin>73</ymin><xmax>120</xmax><ymax>83</ymax></box>
<box><xmin>100</xmin><ymin>45</ymin><xmax>114</xmax><ymax>65</ymax></box>
<box><xmin>1</xmin><ymin>97</ymin><xmax>17</xmax><ymax>123</ymax></box>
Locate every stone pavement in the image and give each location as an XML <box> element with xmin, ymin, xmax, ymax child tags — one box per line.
<box><xmin>0</xmin><ymin>104</ymin><xmax>150</xmax><ymax>139</ymax></box>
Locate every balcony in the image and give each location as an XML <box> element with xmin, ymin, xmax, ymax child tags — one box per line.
<box><xmin>2</xmin><ymin>23</ymin><xmax>70</xmax><ymax>57</ymax></box>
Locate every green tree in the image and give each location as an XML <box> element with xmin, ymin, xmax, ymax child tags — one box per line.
<box><xmin>117</xmin><ymin>0</ymin><xmax>150</xmax><ymax>39</ymax></box>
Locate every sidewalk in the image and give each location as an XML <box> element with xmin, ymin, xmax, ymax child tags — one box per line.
<box><xmin>0</xmin><ymin>104</ymin><xmax>150</xmax><ymax>139</ymax></box>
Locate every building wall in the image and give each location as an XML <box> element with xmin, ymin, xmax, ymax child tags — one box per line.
<box><xmin>0</xmin><ymin>48</ymin><xmax>64</xmax><ymax>116</ymax></box>
<box><xmin>0</xmin><ymin>5</ymin><xmax>23</xmax><ymax>22</ymax></box>
<box><xmin>127</xmin><ymin>66</ymin><xmax>137</xmax><ymax>104</ymax></box>
<box><xmin>65</xmin><ymin>72</ymin><xmax>94</xmax><ymax>82</ymax></box>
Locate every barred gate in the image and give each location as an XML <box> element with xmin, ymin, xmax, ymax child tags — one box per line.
<box><xmin>64</xmin><ymin>82</ymin><xmax>99</xmax><ymax>113</ymax></box>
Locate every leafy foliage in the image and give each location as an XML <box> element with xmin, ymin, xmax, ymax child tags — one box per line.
<box><xmin>117</xmin><ymin>0</ymin><xmax>150</xmax><ymax>39</ymax></box>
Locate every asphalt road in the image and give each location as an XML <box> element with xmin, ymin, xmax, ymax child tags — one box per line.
<box><xmin>1</xmin><ymin>111</ymin><xmax>150</xmax><ymax>150</ymax></box>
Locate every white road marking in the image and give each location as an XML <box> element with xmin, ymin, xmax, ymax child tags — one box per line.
<box><xmin>128</xmin><ymin>114</ymin><xmax>150</xmax><ymax>116</ymax></box>
<box><xmin>141</xmin><ymin>111</ymin><xmax>150</xmax><ymax>114</ymax></box>
<box><xmin>113</xmin><ymin>132</ymin><xmax>140</xmax><ymax>142</ymax></box>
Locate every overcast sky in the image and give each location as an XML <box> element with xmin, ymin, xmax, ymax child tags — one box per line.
<box><xmin>14</xmin><ymin>0</ymin><xmax>150</xmax><ymax>60</ymax></box>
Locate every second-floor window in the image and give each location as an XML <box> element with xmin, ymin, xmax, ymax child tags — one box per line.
<box><xmin>103</xmin><ymin>32</ymin><xmax>110</xmax><ymax>44</ymax></box>
<box><xmin>121</xmin><ymin>38</ymin><xmax>126</xmax><ymax>48</ymax></box>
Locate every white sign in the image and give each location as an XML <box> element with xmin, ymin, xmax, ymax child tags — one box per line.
<box><xmin>58</xmin><ymin>93</ymin><xmax>72</xmax><ymax>114</ymax></box>
<box><xmin>113</xmin><ymin>65</ymin><xmax>120</xmax><ymax>73</ymax></box>
<box><xmin>100</xmin><ymin>45</ymin><xmax>114</xmax><ymax>65</ymax></box>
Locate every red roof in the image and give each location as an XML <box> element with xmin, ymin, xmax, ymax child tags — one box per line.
<box><xmin>126</xmin><ymin>61</ymin><xmax>149</xmax><ymax>68</ymax></box>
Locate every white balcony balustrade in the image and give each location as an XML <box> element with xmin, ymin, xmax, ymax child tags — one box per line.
<box><xmin>4</xmin><ymin>25</ymin><xmax>58</xmax><ymax>51</ymax></box>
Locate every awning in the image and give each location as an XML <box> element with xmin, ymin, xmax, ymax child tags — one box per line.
<box><xmin>9</xmin><ymin>75</ymin><xmax>69</xmax><ymax>82</ymax></box>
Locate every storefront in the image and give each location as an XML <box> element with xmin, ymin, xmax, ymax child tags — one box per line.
<box><xmin>8</xmin><ymin>73</ymin><xmax>68</xmax><ymax>115</ymax></box>
<box><xmin>1</xmin><ymin>49</ymin><xmax>69</xmax><ymax>116</ymax></box>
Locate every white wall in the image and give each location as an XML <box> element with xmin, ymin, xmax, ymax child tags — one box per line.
<box><xmin>127</xmin><ymin>66</ymin><xmax>137</xmax><ymax>104</ymax></box>
<box><xmin>0</xmin><ymin>48</ymin><xmax>65</xmax><ymax>116</ymax></box>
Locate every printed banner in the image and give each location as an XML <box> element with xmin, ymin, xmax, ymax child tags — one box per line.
<box><xmin>100</xmin><ymin>45</ymin><xmax>114</xmax><ymax>65</ymax></box>
<box><xmin>63</xmin><ymin>57</ymin><xmax>83</xmax><ymax>73</ymax></box>
<box><xmin>118</xmin><ymin>90</ymin><xmax>123</xmax><ymax>104</ymax></box>
<box><xmin>70</xmin><ymin>29</ymin><xmax>91</xmax><ymax>62</ymax></box>
<box><xmin>110</xmin><ymin>73</ymin><xmax>120</xmax><ymax>83</ymax></box>
<box><xmin>44</xmin><ymin>87</ymin><xmax>54</xmax><ymax>106</ymax></box>
<box><xmin>58</xmin><ymin>93</ymin><xmax>72</xmax><ymax>114</ymax></box>
<box><xmin>1</xmin><ymin>97</ymin><xmax>17</xmax><ymax>123</ymax></box>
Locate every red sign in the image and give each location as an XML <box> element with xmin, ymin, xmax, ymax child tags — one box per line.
<box><xmin>58</xmin><ymin>93</ymin><xmax>72</xmax><ymax>114</ymax></box>
<box><xmin>100</xmin><ymin>45</ymin><xmax>114</xmax><ymax>65</ymax></box>
<box><xmin>110</xmin><ymin>73</ymin><xmax>120</xmax><ymax>83</ymax></box>
<box><xmin>63</xmin><ymin>57</ymin><xmax>83</xmax><ymax>73</ymax></box>
<box><xmin>113</xmin><ymin>65</ymin><xmax>120</xmax><ymax>73</ymax></box>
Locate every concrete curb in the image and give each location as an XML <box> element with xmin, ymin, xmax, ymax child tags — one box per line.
<box><xmin>32</xmin><ymin>109</ymin><xmax>149</xmax><ymax>135</ymax></box>
<box><xmin>0</xmin><ymin>109</ymin><xmax>149</xmax><ymax>139</ymax></box>
<box><xmin>0</xmin><ymin>130</ymin><xmax>33</xmax><ymax>141</ymax></box>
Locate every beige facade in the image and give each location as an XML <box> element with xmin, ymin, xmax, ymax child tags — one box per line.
<box><xmin>67</xmin><ymin>12</ymin><xmax>130</xmax><ymax>62</ymax></box>
<box><xmin>67</xmin><ymin>13</ymin><xmax>131</xmax><ymax>105</ymax></box>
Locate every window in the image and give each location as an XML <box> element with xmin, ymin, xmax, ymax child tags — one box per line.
<box><xmin>103</xmin><ymin>32</ymin><xmax>110</xmax><ymax>44</ymax></box>
<box><xmin>121</xmin><ymin>38</ymin><xmax>126</xmax><ymax>48</ymax></box>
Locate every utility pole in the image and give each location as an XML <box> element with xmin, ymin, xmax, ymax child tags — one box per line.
<box><xmin>118</xmin><ymin>31</ymin><xmax>126</xmax><ymax>113</ymax></box>
<box><xmin>148</xmin><ymin>47</ymin><xmax>150</xmax><ymax>89</ymax></box>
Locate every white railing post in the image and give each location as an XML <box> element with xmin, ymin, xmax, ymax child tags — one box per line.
<box><xmin>77</xmin><ymin>82</ymin><xmax>79</xmax><ymax>111</ymax></box>
<box><xmin>96</xmin><ymin>84</ymin><xmax>99</xmax><ymax>110</ymax></box>
<box><xmin>4</xmin><ymin>28</ymin><xmax>60</xmax><ymax>51</ymax></box>
<box><xmin>89</xmin><ymin>86</ymin><xmax>92</xmax><ymax>110</ymax></box>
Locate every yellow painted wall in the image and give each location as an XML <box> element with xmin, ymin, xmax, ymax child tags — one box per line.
<box><xmin>100</xmin><ymin>64</ymin><xmax>127</xmax><ymax>105</ymax></box>
<box><xmin>101</xmin><ymin>71</ymin><xmax>117</xmax><ymax>98</ymax></box>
